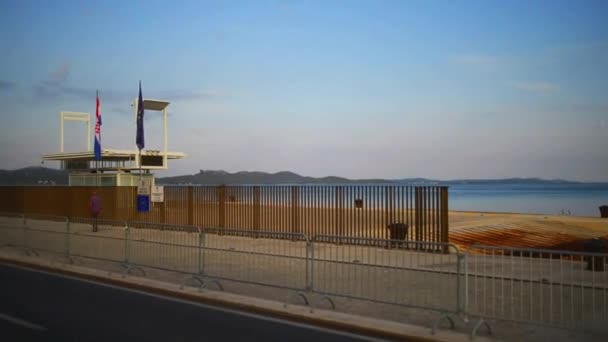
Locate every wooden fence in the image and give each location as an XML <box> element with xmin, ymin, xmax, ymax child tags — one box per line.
<box><xmin>0</xmin><ymin>185</ymin><xmax>449</xmax><ymax>243</ymax></box>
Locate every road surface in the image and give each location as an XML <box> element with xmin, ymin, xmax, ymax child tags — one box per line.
<box><xmin>0</xmin><ymin>262</ymin><xmax>390</xmax><ymax>342</ymax></box>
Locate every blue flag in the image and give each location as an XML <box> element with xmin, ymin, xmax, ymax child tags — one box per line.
<box><xmin>136</xmin><ymin>81</ymin><xmax>144</xmax><ymax>151</ymax></box>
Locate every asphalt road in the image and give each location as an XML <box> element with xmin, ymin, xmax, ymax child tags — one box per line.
<box><xmin>0</xmin><ymin>263</ymin><xmax>388</xmax><ymax>342</ymax></box>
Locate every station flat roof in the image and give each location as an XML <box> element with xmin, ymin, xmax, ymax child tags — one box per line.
<box><xmin>142</xmin><ymin>99</ymin><xmax>170</xmax><ymax>111</ymax></box>
<box><xmin>41</xmin><ymin>148</ymin><xmax>185</xmax><ymax>161</ymax></box>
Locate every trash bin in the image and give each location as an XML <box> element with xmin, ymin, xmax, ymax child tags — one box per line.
<box><xmin>600</xmin><ymin>205</ymin><xmax>608</xmax><ymax>218</ymax></box>
<box><xmin>387</xmin><ymin>223</ymin><xmax>408</xmax><ymax>248</ymax></box>
<box><xmin>584</xmin><ymin>238</ymin><xmax>605</xmax><ymax>272</ymax></box>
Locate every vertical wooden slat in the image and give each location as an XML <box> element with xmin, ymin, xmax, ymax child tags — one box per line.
<box><xmin>426</xmin><ymin>186</ymin><xmax>430</xmax><ymax>248</ymax></box>
<box><xmin>429</xmin><ymin>186</ymin><xmax>434</xmax><ymax>247</ymax></box>
<box><xmin>374</xmin><ymin>186</ymin><xmax>379</xmax><ymax>239</ymax></box>
<box><xmin>441</xmin><ymin>186</ymin><xmax>449</xmax><ymax>248</ymax></box>
<box><xmin>271</xmin><ymin>186</ymin><xmax>275</xmax><ymax>232</ymax></box>
<box><xmin>281</xmin><ymin>185</ymin><xmax>285</xmax><ymax>233</ymax></box>
<box><xmin>326</xmin><ymin>186</ymin><xmax>330</xmax><ymax>236</ymax></box>
<box><xmin>254</xmin><ymin>186</ymin><xmax>260</xmax><ymax>232</ymax></box>
<box><xmin>218</xmin><ymin>185</ymin><xmax>225</xmax><ymax>228</ymax></box>
<box><xmin>414</xmin><ymin>187</ymin><xmax>421</xmax><ymax>243</ymax></box>
<box><xmin>435</xmin><ymin>187</ymin><xmax>440</xmax><ymax>244</ymax></box>
<box><xmin>291</xmin><ymin>186</ymin><xmax>299</xmax><ymax>234</ymax></box>
<box><xmin>384</xmin><ymin>186</ymin><xmax>388</xmax><ymax>233</ymax></box>
<box><xmin>335</xmin><ymin>186</ymin><xmax>342</xmax><ymax>238</ymax></box>
<box><xmin>427</xmin><ymin>187</ymin><xmax>432</xmax><ymax>244</ymax></box>
<box><xmin>346</xmin><ymin>186</ymin><xmax>351</xmax><ymax>239</ymax></box>
<box><xmin>407</xmin><ymin>186</ymin><xmax>411</xmax><ymax>232</ymax></box>
<box><xmin>187</xmin><ymin>186</ymin><xmax>194</xmax><ymax>226</ymax></box>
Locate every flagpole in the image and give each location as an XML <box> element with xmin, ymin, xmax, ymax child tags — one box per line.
<box><xmin>96</xmin><ymin>89</ymin><xmax>100</xmax><ymax>188</ymax></box>
<box><xmin>137</xmin><ymin>81</ymin><xmax>143</xmax><ymax>185</ymax></box>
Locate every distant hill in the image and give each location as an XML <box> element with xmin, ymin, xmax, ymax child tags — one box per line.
<box><xmin>0</xmin><ymin>167</ymin><xmax>601</xmax><ymax>186</ymax></box>
<box><xmin>157</xmin><ymin>170</ymin><xmax>392</xmax><ymax>185</ymax></box>
<box><xmin>440</xmin><ymin>178</ymin><xmax>585</xmax><ymax>185</ymax></box>
<box><xmin>157</xmin><ymin>169</ymin><xmax>592</xmax><ymax>185</ymax></box>
<box><xmin>0</xmin><ymin>167</ymin><xmax>68</xmax><ymax>185</ymax></box>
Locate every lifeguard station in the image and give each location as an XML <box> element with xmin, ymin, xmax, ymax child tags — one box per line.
<box><xmin>42</xmin><ymin>98</ymin><xmax>185</xmax><ymax>187</ymax></box>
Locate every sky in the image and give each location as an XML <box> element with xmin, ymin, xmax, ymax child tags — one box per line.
<box><xmin>0</xmin><ymin>0</ymin><xmax>607</xmax><ymax>181</ymax></box>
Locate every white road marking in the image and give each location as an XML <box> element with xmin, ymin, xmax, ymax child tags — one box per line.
<box><xmin>0</xmin><ymin>312</ymin><xmax>47</xmax><ymax>332</ymax></box>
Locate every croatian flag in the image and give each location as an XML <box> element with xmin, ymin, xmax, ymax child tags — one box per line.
<box><xmin>94</xmin><ymin>90</ymin><xmax>102</xmax><ymax>161</ymax></box>
<box><xmin>136</xmin><ymin>81</ymin><xmax>145</xmax><ymax>151</ymax></box>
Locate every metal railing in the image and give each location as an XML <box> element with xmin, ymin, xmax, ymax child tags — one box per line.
<box><xmin>67</xmin><ymin>217</ymin><xmax>128</xmax><ymax>266</ymax></box>
<box><xmin>310</xmin><ymin>235</ymin><xmax>465</xmax><ymax>332</ymax></box>
<box><xmin>1</xmin><ymin>213</ymin><xmax>607</xmax><ymax>339</ymax></box>
<box><xmin>467</xmin><ymin>244</ymin><xmax>608</xmax><ymax>337</ymax></box>
<box><xmin>127</xmin><ymin>221</ymin><xmax>201</xmax><ymax>276</ymax></box>
<box><xmin>0</xmin><ymin>212</ymin><xmax>25</xmax><ymax>249</ymax></box>
<box><xmin>23</xmin><ymin>214</ymin><xmax>70</xmax><ymax>257</ymax></box>
<box><xmin>198</xmin><ymin>227</ymin><xmax>309</xmax><ymax>293</ymax></box>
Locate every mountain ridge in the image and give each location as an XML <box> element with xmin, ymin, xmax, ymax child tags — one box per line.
<box><xmin>0</xmin><ymin>167</ymin><xmax>605</xmax><ymax>185</ymax></box>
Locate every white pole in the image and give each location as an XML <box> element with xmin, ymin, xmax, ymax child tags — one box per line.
<box><xmin>163</xmin><ymin>107</ymin><xmax>168</xmax><ymax>169</ymax></box>
<box><xmin>96</xmin><ymin>90</ymin><xmax>99</xmax><ymax>187</ymax></box>
<box><xmin>60</xmin><ymin>112</ymin><xmax>64</xmax><ymax>153</ymax></box>
<box><xmin>87</xmin><ymin>115</ymin><xmax>91</xmax><ymax>152</ymax></box>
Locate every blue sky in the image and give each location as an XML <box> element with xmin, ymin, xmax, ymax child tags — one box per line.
<box><xmin>0</xmin><ymin>0</ymin><xmax>607</xmax><ymax>181</ymax></box>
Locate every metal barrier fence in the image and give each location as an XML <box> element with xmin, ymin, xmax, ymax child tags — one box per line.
<box><xmin>0</xmin><ymin>212</ymin><xmax>25</xmax><ymax>249</ymax></box>
<box><xmin>127</xmin><ymin>221</ymin><xmax>201</xmax><ymax>275</ymax></box>
<box><xmin>23</xmin><ymin>214</ymin><xmax>69</xmax><ymax>257</ymax></box>
<box><xmin>310</xmin><ymin>235</ymin><xmax>464</xmax><ymax>331</ymax></box>
<box><xmin>200</xmin><ymin>228</ymin><xmax>309</xmax><ymax>292</ymax></box>
<box><xmin>2</xmin><ymin>213</ymin><xmax>608</xmax><ymax>338</ymax></box>
<box><xmin>67</xmin><ymin>217</ymin><xmax>128</xmax><ymax>266</ymax></box>
<box><xmin>467</xmin><ymin>244</ymin><xmax>608</xmax><ymax>337</ymax></box>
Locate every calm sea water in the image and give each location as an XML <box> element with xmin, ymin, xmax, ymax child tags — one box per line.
<box><xmin>186</xmin><ymin>182</ymin><xmax>608</xmax><ymax>217</ymax></box>
<box><xmin>449</xmin><ymin>183</ymin><xmax>608</xmax><ymax>217</ymax></box>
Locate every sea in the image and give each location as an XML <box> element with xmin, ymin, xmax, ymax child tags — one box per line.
<box><xmin>449</xmin><ymin>183</ymin><xmax>608</xmax><ymax>217</ymax></box>
<box><xmin>180</xmin><ymin>182</ymin><xmax>608</xmax><ymax>217</ymax></box>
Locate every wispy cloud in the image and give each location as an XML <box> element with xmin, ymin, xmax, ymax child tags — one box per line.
<box><xmin>33</xmin><ymin>63</ymin><xmax>98</xmax><ymax>99</ymax></box>
<box><xmin>453</xmin><ymin>54</ymin><xmax>500</xmax><ymax>67</ymax></box>
<box><xmin>509</xmin><ymin>81</ymin><xmax>560</xmax><ymax>93</ymax></box>
<box><xmin>0</xmin><ymin>80</ymin><xmax>17</xmax><ymax>91</ymax></box>
<box><xmin>33</xmin><ymin>64</ymin><xmax>217</xmax><ymax>104</ymax></box>
<box><xmin>110</xmin><ymin>106</ymin><xmax>132</xmax><ymax>116</ymax></box>
<box><xmin>48</xmin><ymin>63</ymin><xmax>70</xmax><ymax>84</ymax></box>
<box><xmin>156</xmin><ymin>90</ymin><xmax>217</xmax><ymax>102</ymax></box>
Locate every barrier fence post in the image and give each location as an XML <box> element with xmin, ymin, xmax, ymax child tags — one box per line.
<box><xmin>21</xmin><ymin>214</ymin><xmax>26</xmax><ymax>250</ymax></box>
<box><xmin>124</xmin><ymin>222</ymin><xmax>130</xmax><ymax>266</ymax></box>
<box><xmin>463</xmin><ymin>251</ymin><xmax>469</xmax><ymax>321</ymax></box>
<box><xmin>457</xmin><ymin>252</ymin><xmax>464</xmax><ymax>315</ymax></box>
<box><xmin>305</xmin><ymin>236</ymin><xmax>311</xmax><ymax>291</ymax></box>
<box><xmin>198</xmin><ymin>229</ymin><xmax>205</xmax><ymax>276</ymax></box>
<box><xmin>65</xmin><ymin>217</ymin><xmax>71</xmax><ymax>260</ymax></box>
<box><xmin>22</xmin><ymin>214</ymin><xmax>28</xmax><ymax>252</ymax></box>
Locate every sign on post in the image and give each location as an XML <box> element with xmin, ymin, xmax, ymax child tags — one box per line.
<box><xmin>137</xmin><ymin>194</ymin><xmax>150</xmax><ymax>212</ymax></box>
<box><xmin>151</xmin><ymin>186</ymin><xmax>164</xmax><ymax>202</ymax></box>
<box><xmin>137</xmin><ymin>178</ymin><xmax>152</xmax><ymax>212</ymax></box>
<box><xmin>137</xmin><ymin>178</ymin><xmax>152</xmax><ymax>193</ymax></box>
